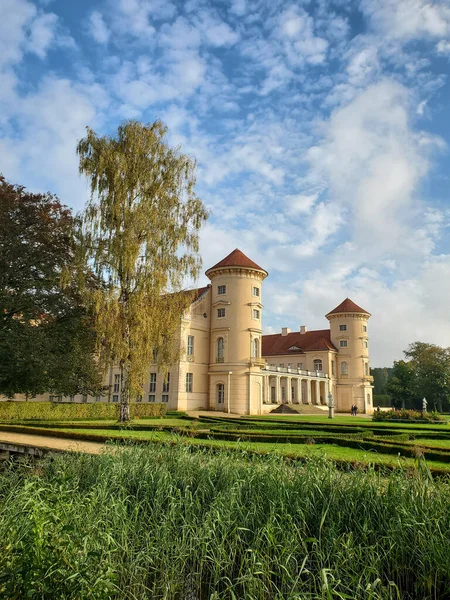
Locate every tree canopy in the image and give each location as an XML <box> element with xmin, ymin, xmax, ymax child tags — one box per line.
<box><xmin>77</xmin><ymin>120</ymin><xmax>208</xmax><ymax>420</ymax></box>
<box><xmin>0</xmin><ymin>176</ymin><xmax>101</xmax><ymax>397</ymax></box>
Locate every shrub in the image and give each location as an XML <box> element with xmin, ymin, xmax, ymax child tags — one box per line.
<box><xmin>0</xmin><ymin>401</ymin><xmax>166</xmax><ymax>421</ymax></box>
<box><xmin>373</xmin><ymin>408</ymin><xmax>445</xmax><ymax>422</ymax></box>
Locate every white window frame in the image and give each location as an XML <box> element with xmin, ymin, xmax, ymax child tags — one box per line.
<box><xmin>218</xmin><ymin>285</ymin><xmax>226</xmax><ymax>295</ymax></box>
<box><xmin>339</xmin><ymin>324</ymin><xmax>347</xmax><ymax>331</ymax></box>
<box><xmin>313</xmin><ymin>359</ymin><xmax>323</xmax><ymax>372</ymax></box>
<box><xmin>253</xmin><ymin>286</ymin><xmax>260</xmax><ymax>297</ymax></box>
<box><xmin>149</xmin><ymin>373</ymin><xmax>156</xmax><ymax>393</ymax></box>
<box><xmin>252</xmin><ymin>309</ymin><xmax>260</xmax><ymax>319</ymax></box>
<box><xmin>340</xmin><ymin>340</ymin><xmax>348</xmax><ymax>348</ymax></box>
<box><xmin>217</xmin><ymin>308</ymin><xmax>226</xmax><ymax>318</ymax></box>
<box><xmin>217</xmin><ymin>383</ymin><xmax>225</xmax><ymax>404</ymax></box>
<box><xmin>187</xmin><ymin>335</ymin><xmax>194</xmax><ymax>356</ymax></box>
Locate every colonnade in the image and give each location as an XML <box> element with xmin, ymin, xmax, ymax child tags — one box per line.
<box><xmin>262</xmin><ymin>373</ymin><xmax>330</xmax><ymax>405</ymax></box>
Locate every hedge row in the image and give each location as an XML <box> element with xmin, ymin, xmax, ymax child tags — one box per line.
<box><xmin>0</xmin><ymin>402</ymin><xmax>166</xmax><ymax>421</ymax></box>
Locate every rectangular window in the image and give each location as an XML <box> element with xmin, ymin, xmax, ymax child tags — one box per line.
<box><xmin>252</xmin><ymin>309</ymin><xmax>260</xmax><ymax>319</ymax></box>
<box><xmin>218</xmin><ymin>285</ymin><xmax>226</xmax><ymax>295</ymax></box>
<box><xmin>340</xmin><ymin>340</ymin><xmax>348</xmax><ymax>348</ymax></box>
<box><xmin>281</xmin><ymin>387</ymin><xmax>286</xmax><ymax>402</ymax></box>
<box><xmin>217</xmin><ymin>308</ymin><xmax>226</xmax><ymax>318</ymax></box>
<box><xmin>363</xmin><ymin>325</ymin><xmax>367</xmax><ymax>332</ymax></box>
<box><xmin>364</xmin><ymin>340</ymin><xmax>368</xmax><ymax>348</ymax></box>
<box><xmin>186</xmin><ymin>372</ymin><xmax>193</xmax><ymax>393</ymax></box>
<box><xmin>162</xmin><ymin>394</ymin><xmax>169</xmax><ymax>403</ymax></box>
<box><xmin>279</xmin><ymin>363</ymin><xmax>284</xmax><ymax>368</ymax></box>
<box><xmin>112</xmin><ymin>394</ymin><xmax>119</xmax><ymax>402</ymax></box>
<box><xmin>149</xmin><ymin>373</ymin><xmax>156</xmax><ymax>392</ymax></box>
<box><xmin>163</xmin><ymin>373</ymin><xmax>170</xmax><ymax>393</ymax></box>
<box><xmin>288</xmin><ymin>363</ymin><xmax>293</xmax><ymax>368</ymax></box>
<box><xmin>187</xmin><ymin>335</ymin><xmax>194</xmax><ymax>356</ymax></box>
<box><xmin>339</xmin><ymin>324</ymin><xmax>347</xmax><ymax>331</ymax></box>
<box><xmin>271</xmin><ymin>387</ymin><xmax>276</xmax><ymax>402</ymax></box>
<box><xmin>253</xmin><ymin>286</ymin><xmax>260</xmax><ymax>297</ymax></box>
<box><xmin>114</xmin><ymin>374</ymin><xmax>120</xmax><ymax>393</ymax></box>
<box><xmin>148</xmin><ymin>394</ymin><xmax>155</xmax><ymax>402</ymax></box>
<box><xmin>331</xmin><ymin>361</ymin><xmax>335</xmax><ymax>376</ymax></box>
<box><xmin>291</xmin><ymin>386</ymin><xmax>295</xmax><ymax>401</ymax></box>
<box><xmin>297</xmin><ymin>363</ymin><xmax>302</xmax><ymax>370</ymax></box>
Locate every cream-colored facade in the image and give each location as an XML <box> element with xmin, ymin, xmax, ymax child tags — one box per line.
<box><xmin>20</xmin><ymin>249</ymin><xmax>374</xmax><ymax>414</ymax></box>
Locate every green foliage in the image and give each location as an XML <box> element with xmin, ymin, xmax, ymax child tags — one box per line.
<box><xmin>77</xmin><ymin>120</ymin><xmax>208</xmax><ymax>420</ymax></box>
<box><xmin>373</xmin><ymin>409</ymin><xmax>444</xmax><ymax>422</ymax></box>
<box><xmin>0</xmin><ymin>445</ymin><xmax>449</xmax><ymax>599</ymax></box>
<box><xmin>371</xmin><ymin>367</ymin><xmax>393</xmax><ymax>395</ymax></box>
<box><xmin>405</xmin><ymin>342</ymin><xmax>450</xmax><ymax>413</ymax></box>
<box><xmin>373</xmin><ymin>394</ymin><xmax>392</xmax><ymax>407</ymax></box>
<box><xmin>0</xmin><ymin>402</ymin><xmax>165</xmax><ymax>421</ymax></box>
<box><xmin>0</xmin><ymin>176</ymin><xmax>102</xmax><ymax>397</ymax></box>
<box><xmin>386</xmin><ymin>359</ymin><xmax>416</xmax><ymax>409</ymax></box>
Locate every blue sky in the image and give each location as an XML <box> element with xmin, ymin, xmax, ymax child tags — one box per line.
<box><xmin>1</xmin><ymin>0</ymin><xmax>450</xmax><ymax>366</ymax></box>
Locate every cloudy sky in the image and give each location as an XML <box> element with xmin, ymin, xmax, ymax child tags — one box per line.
<box><xmin>1</xmin><ymin>0</ymin><xmax>450</xmax><ymax>366</ymax></box>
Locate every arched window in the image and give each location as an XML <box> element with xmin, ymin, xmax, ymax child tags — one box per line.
<box><xmin>217</xmin><ymin>337</ymin><xmax>224</xmax><ymax>362</ymax></box>
<box><xmin>313</xmin><ymin>359</ymin><xmax>323</xmax><ymax>372</ymax></box>
<box><xmin>217</xmin><ymin>383</ymin><xmax>225</xmax><ymax>404</ymax></box>
<box><xmin>252</xmin><ymin>338</ymin><xmax>259</xmax><ymax>358</ymax></box>
<box><xmin>341</xmin><ymin>361</ymin><xmax>348</xmax><ymax>376</ymax></box>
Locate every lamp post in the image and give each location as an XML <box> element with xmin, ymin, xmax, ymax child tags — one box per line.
<box><xmin>328</xmin><ymin>392</ymin><xmax>334</xmax><ymax>419</ymax></box>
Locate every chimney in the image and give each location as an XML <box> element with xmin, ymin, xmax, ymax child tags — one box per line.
<box><xmin>281</xmin><ymin>327</ymin><xmax>291</xmax><ymax>336</ymax></box>
<box><xmin>300</xmin><ymin>325</ymin><xmax>307</xmax><ymax>334</ymax></box>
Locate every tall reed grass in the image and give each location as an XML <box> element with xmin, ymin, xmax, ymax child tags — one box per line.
<box><xmin>0</xmin><ymin>443</ymin><xmax>449</xmax><ymax>599</ymax></box>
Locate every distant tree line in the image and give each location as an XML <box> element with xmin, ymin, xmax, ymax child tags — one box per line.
<box><xmin>371</xmin><ymin>342</ymin><xmax>450</xmax><ymax>412</ymax></box>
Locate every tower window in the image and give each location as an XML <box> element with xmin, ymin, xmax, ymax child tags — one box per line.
<box><xmin>331</xmin><ymin>361</ymin><xmax>335</xmax><ymax>376</ymax></box>
<box><xmin>217</xmin><ymin>337</ymin><xmax>224</xmax><ymax>362</ymax></box>
<box><xmin>218</xmin><ymin>285</ymin><xmax>226</xmax><ymax>295</ymax></box>
<box><xmin>217</xmin><ymin>383</ymin><xmax>225</xmax><ymax>404</ymax></box>
<box><xmin>187</xmin><ymin>335</ymin><xmax>194</xmax><ymax>356</ymax></box>
<box><xmin>252</xmin><ymin>309</ymin><xmax>260</xmax><ymax>319</ymax></box>
<box><xmin>364</xmin><ymin>340</ymin><xmax>368</xmax><ymax>349</ymax></box>
<box><xmin>339</xmin><ymin>324</ymin><xmax>347</xmax><ymax>331</ymax></box>
<box><xmin>252</xmin><ymin>338</ymin><xmax>259</xmax><ymax>358</ymax></box>
<box><xmin>363</xmin><ymin>325</ymin><xmax>367</xmax><ymax>332</ymax></box>
<box><xmin>341</xmin><ymin>361</ymin><xmax>348</xmax><ymax>376</ymax></box>
<box><xmin>340</xmin><ymin>340</ymin><xmax>348</xmax><ymax>348</ymax></box>
<box><xmin>186</xmin><ymin>373</ymin><xmax>193</xmax><ymax>393</ymax></box>
<box><xmin>217</xmin><ymin>308</ymin><xmax>226</xmax><ymax>318</ymax></box>
<box><xmin>364</xmin><ymin>363</ymin><xmax>369</xmax><ymax>376</ymax></box>
<box><xmin>253</xmin><ymin>286</ymin><xmax>260</xmax><ymax>297</ymax></box>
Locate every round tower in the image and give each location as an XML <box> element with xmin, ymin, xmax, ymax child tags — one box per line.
<box><xmin>325</xmin><ymin>298</ymin><xmax>373</xmax><ymax>413</ymax></box>
<box><xmin>205</xmin><ymin>249</ymin><xmax>268</xmax><ymax>414</ymax></box>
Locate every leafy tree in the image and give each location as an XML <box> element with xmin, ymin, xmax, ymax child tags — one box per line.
<box><xmin>371</xmin><ymin>367</ymin><xmax>392</xmax><ymax>395</ymax></box>
<box><xmin>385</xmin><ymin>360</ymin><xmax>415</xmax><ymax>409</ymax></box>
<box><xmin>405</xmin><ymin>342</ymin><xmax>450</xmax><ymax>412</ymax></box>
<box><xmin>0</xmin><ymin>176</ymin><xmax>101</xmax><ymax>398</ymax></box>
<box><xmin>77</xmin><ymin>120</ymin><xmax>208</xmax><ymax>421</ymax></box>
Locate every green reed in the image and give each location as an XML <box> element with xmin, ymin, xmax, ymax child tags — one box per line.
<box><xmin>0</xmin><ymin>443</ymin><xmax>449</xmax><ymax>599</ymax></box>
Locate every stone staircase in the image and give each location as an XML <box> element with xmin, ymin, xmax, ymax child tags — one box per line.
<box><xmin>270</xmin><ymin>403</ymin><xmax>328</xmax><ymax>415</ymax></box>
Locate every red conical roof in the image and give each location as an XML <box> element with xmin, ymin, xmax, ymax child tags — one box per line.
<box><xmin>326</xmin><ymin>298</ymin><xmax>370</xmax><ymax>318</ymax></box>
<box><xmin>206</xmin><ymin>248</ymin><xmax>267</xmax><ymax>276</ymax></box>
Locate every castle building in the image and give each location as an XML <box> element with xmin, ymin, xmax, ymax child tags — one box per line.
<box><xmin>44</xmin><ymin>249</ymin><xmax>374</xmax><ymax>414</ymax></box>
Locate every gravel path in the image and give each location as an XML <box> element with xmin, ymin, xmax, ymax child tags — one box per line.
<box><xmin>0</xmin><ymin>431</ymin><xmax>105</xmax><ymax>454</ymax></box>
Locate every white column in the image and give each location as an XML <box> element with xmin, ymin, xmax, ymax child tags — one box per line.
<box><xmin>287</xmin><ymin>377</ymin><xmax>292</xmax><ymax>403</ymax></box>
<box><xmin>275</xmin><ymin>376</ymin><xmax>281</xmax><ymax>404</ymax></box>
<box><xmin>263</xmin><ymin>377</ymin><xmax>269</xmax><ymax>404</ymax></box>
<box><xmin>315</xmin><ymin>379</ymin><xmax>320</xmax><ymax>405</ymax></box>
<box><xmin>296</xmin><ymin>378</ymin><xmax>302</xmax><ymax>404</ymax></box>
<box><xmin>305</xmin><ymin>379</ymin><xmax>312</xmax><ymax>404</ymax></box>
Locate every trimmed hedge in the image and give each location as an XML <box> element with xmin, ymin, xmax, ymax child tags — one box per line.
<box><xmin>0</xmin><ymin>402</ymin><xmax>166</xmax><ymax>421</ymax></box>
<box><xmin>373</xmin><ymin>409</ymin><xmax>445</xmax><ymax>423</ymax></box>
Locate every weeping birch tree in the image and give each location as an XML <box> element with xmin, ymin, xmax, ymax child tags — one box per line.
<box><xmin>77</xmin><ymin>120</ymin><xmax>208</xmax><ymax>421</ymax></box>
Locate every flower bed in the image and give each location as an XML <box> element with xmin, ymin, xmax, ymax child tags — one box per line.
<box><xmin>372</xmin><ymin>409</ymin><xmax>445</xmax><ymax>423</ymax></box>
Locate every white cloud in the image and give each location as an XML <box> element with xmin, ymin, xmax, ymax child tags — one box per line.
<box><xmin>277</xmin><ymin>7</ymin><xmax>329</xmax><ymax>66</ymax></box>
<box><xmin>437</xmin><ymin>39</ymin><xmax>450</xmax><ymax>53</ymax></box>
<box><xmin>88</xmin><ymin>11</ymin><xmax>110</xmax><ymax>44</ymax></box>
<box><xmin>361</xmin><ymin>0</ymin><xmax>450</xmax><ymax>41</ymax></box>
